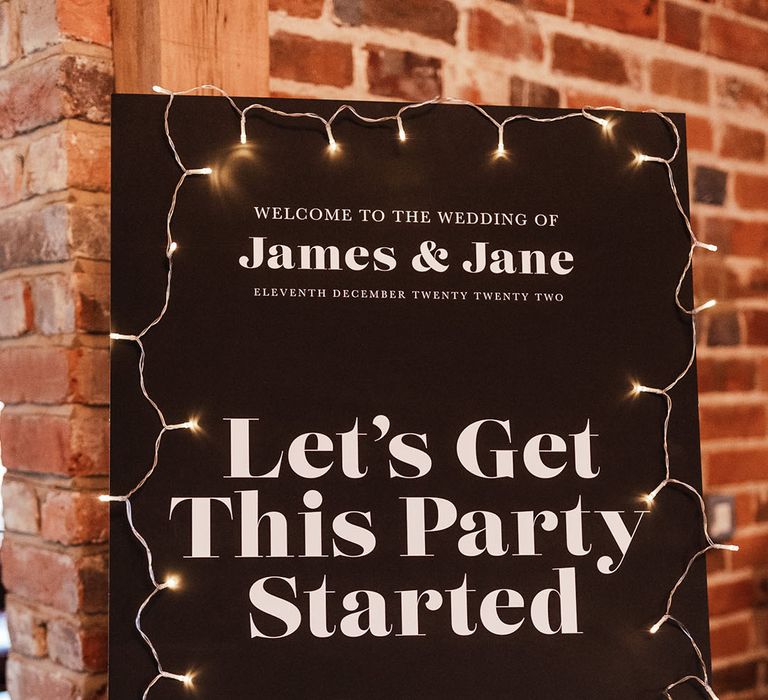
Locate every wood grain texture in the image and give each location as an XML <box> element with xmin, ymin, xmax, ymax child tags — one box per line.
<box><xmin>112</xmin><ymin>0</ymin><xmax>269</xmax><ymax>96</ymax></box>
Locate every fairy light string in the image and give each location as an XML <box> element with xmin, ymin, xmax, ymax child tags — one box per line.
<box><xmin>105</xmin><ymin>84</ymin><xmax>732</xmax><ymax>698</ymax></box>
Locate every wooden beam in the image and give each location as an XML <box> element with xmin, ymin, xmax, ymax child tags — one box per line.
<box><xmin>112</xmin><ymin>0</ymin><xmax>269</xmax><ymax>96</ymax></box>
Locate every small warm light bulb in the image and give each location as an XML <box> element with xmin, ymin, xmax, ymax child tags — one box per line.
<box><xmin>696</xmin><ymin>241</ymin><xmax>718</xmax><ymax>252</ymax></box>
<box><xmin>169</xmin><ymin>241</ymin><xmax>178</xmax><ymax>254</ymax></box>
<box><xmin>649</xmin><ymin>617</ymin><xmax>665</xmax><ymax>635</ymax></box>
<box><xmin>183</xmin><ymin>673</ymin><xmax>194</xmax><ymax>688</ymax></box>
<box><xmin>398</xmin><ymin>125</ymin><xmax>406</xmax><ymax>142</ymax></box>
<box><xmin>200</xmin><ymin>167</ymin><xmax>213</xmax><ymax>175</ymax></box>
<box><xmin>152</xmin><ymin>85</ymin><xmax>171</xmax><ymax>95</ymax></box>
<box><xmin>634</xmin><ymin>152</ymin><xmax>650</xmax><ymax>165</ymax></box>
<box><xmin>694</xmin><ymin>299</ymin><xmax>717</xmax><ymax>313</ymax></box>
<box><xmin>642</xmin><ymin>493</ymin><xmax>655</xmax><ymax>507</ymax></box>
<box><xmin>98</xmin><ymin>494</ymin><xmax>112</xmax><ymax>502</ymax></box>
<box><xmin>723</xmin><ymin>544</ymin><xmax>739</xmax><ymax>552</ymax></box>
<box><xmin>183</xmin><ymin>417</ymin><xmax>200</xmax><ymax>432</ymax></box>
<box><xmin>166</xmin><ymin>575</ymin><xmax>181</xmax><ymax>590</ymax></box>
<box><xmin>328</xmin><ymin>137</ymin><xmax>338</xmax><ymax>153</ymax></box>
<box><xmin>110</xmin><ymin>332</ymin><xmax>136</xmax><ymax>341</ymax></box>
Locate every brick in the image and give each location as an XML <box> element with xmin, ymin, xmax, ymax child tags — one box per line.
<box><xmin>0</xmin><ymin>141</ymin><xmax>24</xmax><ymax>206</ymax></box>
<box><xmin>41</xmin><ymin>489</ymin><xmax>108</xmax><ymax>545</ymax></box>
<box><xmin>738</xmin><ymin>264</ymin><xmax>768</xmax><ymax>298</ymax></box>
<box><xmin>721</xmin><ymin>124</ymin><xmax>766</xmax><ymax>162</ymax></box>
<box><xmin>334</xmin><ymin>0</ymin><xmax>458</xmax><ymax>44</ymax></box>
<box><xmin>47</xmin><ymin>618</ymin><xmax>108</xmax><ymax>672</ymax></box>
<box><xmin>68</xmin><ymin>346</ymin><xmax>109</xmax><ymax>403</ymax></box>
<box><xmin>724</xmin><ymin>0</ymin><xmax>768</xmax><ymax>21</ymax></box>
<box><xmin>0</xmin><ymin>345</ymin><xmax>67</xmax><ymax>402</ymax></box>
<box><xmin>467</xmin><ymin>9</ymin><xmax>543</xmax><ymax>62</ymax></box>
<box><xmin>698</xmin><ymin>357</ymin><xmax>756</xmax><ymax>393</ymax></box>
<box><xmin>745</xmin><ymin>310</ymin><xmax>768</xmax><ymax>345</ymax></box>
<box><xmin>722</xmin><ymin>219</ymin><xmax>768</xmax><ymax>257</ymax></box>
<box><xmin>0</xmin><ymin>344</ymin><xmax>108</xmax><ymax>404</ymax></box>
<box><xmin>736</xmin><ymin>491</ymin><xmax>758</xmax><ymax>528</ymax></box>
<box><xmin>0</xmin><ymin>406</ymin><xmax>109</xmax><ymax>476</ymax></box>
<box><xmin>665</xmin><ymin>3</ymin><xmax>701</xmax><ymax>50</ymax></box>
<box><xmin>66</xmin><ymin>122</ymin><xmax>110</xmax><ymax>191</ymax></box>
<box><xmin>706</xmin><ymin>310</ymin><xmax>741</xmax><ymax>346</ymax></box>
<box><xmin>0</xmin><ymin>54</ymin><xmax>111</xmax><ymax>138</ymax></box>
<box><xmin>0</xmin><ymin>203</ymin><xmax>68</xmax><ymax>268</ymax></box>
<box><xmin>686</xmin><ymin>115</ymin><xmax>713</xmax><ymax>152</ymax></box>
<box><xmin>2</xmin><ymin>478</ymin><xmax>40</xmax><ymax>533</ymax></box>
<box><xmin>19</xmin><ymin>0</ymin><xmax>58</xmax><ymax>55</ymax></box>
<box><xmin>709</xmin><ymin>446</ymin><xmax>768</xmax><ymax>485</ymax></box>
<box><xmin>73</xmin><ymin>259</ymin><xmax>110</xmax><ymax>332</ymax></box>
<box><xmin>0</xmin><ymin>278</ymin><xmax>33</xmax><ymax>338</ymax></box>
<box><xmin>703</xmin><ymin>217</ymin><xmax>731</xmax><ymax>253</ymax></box>
<box><xmin>552</xmin><ymin>34</ymin><xmax>628</xmax><ymax>85</ymax></box>
<box><xmin>6</xmin><ymin>600</ymin><xmax>47</xmax><ymax>658</ymax></box>
<box><xmin>510</xmin><ymin>77</ymin><xmax>559</xmax><ymax>108</ymax></box>
<box><xmin>564</xmin><ymin>90</ymin><xmax>621</xmax><ymax>109</ymax></box>
<box><xmin>694</xmin><ymin>166</ymin><xmax>727</xmax><ymax>205</ymax></box>
<box><xmin>367</xmin><ymin>46</ymin><xmax>441</xmax><ymax>101</ymax></box>
<box><xmin>270</xmin><ymin>33</ymin><xmax>352</xmax><ymax>88</ymax></box>
<box><xmin>712</xmin><ymin>660</ymin><xmax>758</xmax><ymax>695</ymax></box>
<box><xmin>717</xmin><ymin>76</ymin><xmax>768</xmax><ymax>118</ymax></box>
<box><xmin>709</xmin><ymin>577</ymin><xmax>755</xmax><ymax>616</ymax></box>
<box><xmin>708</xmin><ymin>16</ymin><xmax>768</xmax><ymax>71</ymax></box>
<box><xmin>573</xmin><ymin>0</ymin><xmax>658</xmax><ymax>38</ymax></box>
<box><xmin>650</xmin><ymin>59</ymin><xmax>708</xmax><ymax>104</ymax></box>
<box><xmin>735</xmin><ymin>173</ymin><xmax>768</xmax><ymax>210</ymax></box>
<box><xmin>710</xmin><ymin>618</ymin><xmax>753</xmax><ymax>657</ymax></box>
<box><xmin>20</xmin><ymin>122</ymin><xmax>110</xmax><ymax>196</ymax></box>
<box><xmin>699</xmin><ymin>402</ymin><xmax>766</xmax><ymax>440</ymax></box>
<box><xmin>270</xmin><ymin>0</ymin><xmax>324</xmax><ymax>17</ymax></box>
<box><xmin>693</xmin><ymin>260</ymin><xmax>731</xmax><ymax>302</ymax></box>
<box><xmin>31</xmin><ymin>273</ymin><xmax>75</xmax><ymax>334</ymax></box>
<box><xmin>6</xmin><ymin>654</ymin><xmax>107</xmax><ymax>700</ymax></box>
<box><xmin>0</xmin><ymin>1</ymin><xmax>21</xmax><ymax>68</ymax></box>
<box><xmin>501</xmin><ymin>0</ymin><xmax>566</xmax><ymax>13</ymax></box>
<box><xmin>71</xmin><ymin>201</ymin><xmax>110</xmax><ymax>260</ymax></box>
<box><xmin>734</xmin><ymin>531</ymin><xmax>768</xmax><ymax>569</ymax></box>
<box><xmin>1</xmin><ymin>540</ymin><xmax>107</xmax><ymax>613</ymax></box>
<box><xmin>57</xmin><ymin>0</ymin><xmax>111</xmax><ymax>46</ymax></box>
<box><xmin>25</xmin><ymin>129</ymin><xmax>68</xmax><ymax>196</ymax></box>
<box><xmin>707</xmin><ymin>547</ymin><xmax>727</xmax><ymax>575</ymax></box>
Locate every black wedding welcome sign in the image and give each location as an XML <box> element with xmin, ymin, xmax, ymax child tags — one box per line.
<box><xmin>111</xmin><ymin>95</ymin><xmax>710</xmax><ymax>699</ymax></box>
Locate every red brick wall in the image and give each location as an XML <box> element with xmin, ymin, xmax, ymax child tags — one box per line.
<box><xmin>1</xmin><ymin>0</ymin><xmax>767</xmax><ymax>698</ymax></box>
<box><xmin>267</xmin><ymin>2</ymin><xmax>768</xmax><ymax>696</ymax></box>
<box><xmin>0</xmin><ymin>0</ymin><xmax>111</xmax><ymax>697</ymax></box>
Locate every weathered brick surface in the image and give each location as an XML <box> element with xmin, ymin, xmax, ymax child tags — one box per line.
<box><xmin>0</xmin><ymin>0</ymin><xmax>113</xmax><ymax>688</ymax></box>
<box><xmin>467</xmin><ymin>8</ymin><xmax>542</xmax><ymax>61</ymax></box>
<box><xmin>40</xmin><ymin>489</ymin><xmax>108</xmax><ymax>545</ymax></box>
<box><xmin>6</xmin><ymin>654</ymin><xmax>107</xmax><ymax>700</ymax></box>
<box><xmin>551</xmin><ymin>35</ymin><xmax>629</xmax><ymax>85</ymax></box>
<box><xmin>367</xmin><ymin>45</ymin><xmax>441</xmax><ymax>101</ymax></box>
<box><xmin>2</xmin><ymin>540</ymin><xmax>107</xmax><ymax>614</ymax></box>
<box><xmin>651</xmin><ymin>60</ymin><xmax>709</xmax><ymax>104</ymax></box>
<box><xmin>0</xmin><ymin>53</ymin><xmax>111</xmax><ymax>138</ymax></box>
<box><xmin>270</xmin><ymin>32</ymin><xmax>353</xmax><ymax>87</ymax></box>
<box><xmin>665</xmin><ymin>3</ymin><xmax>701</xmax><ymax>50</ymax></box>
<box><xmin>334</xmin><ymin>0</ymin><xmax>458</xmax><ymax>44</ymax></box>
<box><xmin>573</xmin><ymin>0</ymin><xmax>659</xmax><ymax>38</ymax></box>
<box><xmin>0</xmin><ymin>405</ymin><xmax>108</xmax><ymax>476</ymax></box>
<box><xmin>1</xmin><ymin>477</ymin><xmax>40</xmax><ymax>534</ymax></box>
